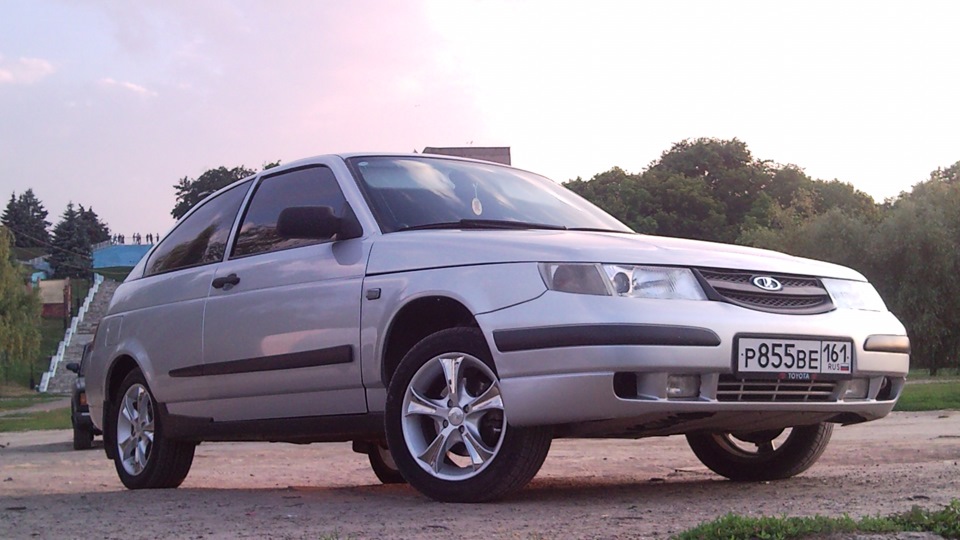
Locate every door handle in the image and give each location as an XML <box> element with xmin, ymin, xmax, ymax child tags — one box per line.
<box><xmin>212</xmin><ymin>273</ymin><xmax>240</xmax><ymax>289</ymax></box>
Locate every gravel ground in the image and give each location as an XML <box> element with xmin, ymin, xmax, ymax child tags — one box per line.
<box><xmin>1</xmin><ymin>411</ymin><xmax>957</xmax><ymax>539</ymax></box>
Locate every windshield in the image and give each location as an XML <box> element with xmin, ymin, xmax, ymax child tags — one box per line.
<box><xmin>347</xmin><ymin>156</ymin><xmax>633</xmax><ymax>234</ymax></box>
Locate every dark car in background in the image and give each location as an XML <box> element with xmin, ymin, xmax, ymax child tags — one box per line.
<box><xmin>65</xmin><ymin>343</ymin><xmax>101</xmax><ymax>450</ymax></box>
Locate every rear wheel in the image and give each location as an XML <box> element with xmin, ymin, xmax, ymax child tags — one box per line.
<box><xmin>686</xmin><ymin>423</ymin><xmax>833</xmax><ymax>481</ymax></box>
<box><xmin>110</xmin><ymin>369</ymin><xmax>196</xmax><ymax>489</ymax></box>
<box><xmin>385</xmin><ymin>327</ymin><xmax>552</xmax><ymax>502</ymax></box>
<box><xmin>367</xmin><ymin>443</ymin><xmax>406</xmax><ymax>484</ymax></box>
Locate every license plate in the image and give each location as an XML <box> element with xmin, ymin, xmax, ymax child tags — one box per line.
<box><xmin>736</xmin><ymin>337</ymin><xmax>853</xmax><ymax>379</ymax></box>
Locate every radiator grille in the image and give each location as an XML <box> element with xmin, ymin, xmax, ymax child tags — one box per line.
<box><xmin>717</xmin><ymin>375</ymin><xmax>837</xmax><ymax>402</ymax></box>
<box><xmin>696</xmin><ymin>269</ymin><xmax>834</xmax><ymax>315</ymax></box>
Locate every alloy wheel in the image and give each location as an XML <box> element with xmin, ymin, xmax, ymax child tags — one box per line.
<box><xmin>116</xmin><ymin>383</ymin><xmax>155</xmax><ymax>476</ymax></box>
<box><xmin>400</xmin><ymin>353</ymin><xmax>506</xmax><ymax>481</ymax></box>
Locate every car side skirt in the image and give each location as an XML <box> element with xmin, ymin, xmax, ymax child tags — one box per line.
<box><xmin>160</xmin><ymin>403</ymin><xmax>384</xmax><ymax>444</ymax></box>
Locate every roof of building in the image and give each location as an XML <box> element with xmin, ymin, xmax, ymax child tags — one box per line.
<box><xmin>93</xmin><ymin>244</ymin><xmax>152</xmax><ymax>269</ymax></box>
<box><xmin>37</xmin><ymin>279</ymin><xmax>67</xmax><ymax>304</ymax></box>
<box><xmin>421</xmin><ymin>146</ymin><xmax>511</xmax><ymax>166</ymax></box>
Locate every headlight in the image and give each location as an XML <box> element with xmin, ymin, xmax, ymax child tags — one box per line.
<box><xmin>539</xmin><ymin>263</ymin><xmax>610</xmax><ymax>295</ymax></box>
<box><xmin>822</xmin><ymin>278</ymin><xmax>887</xmax><ymax>312</ymax></box>
<box><xmin>539</xmin><ymin>263</ymin><xmax>707</xmax><ymax>300</ymax></box>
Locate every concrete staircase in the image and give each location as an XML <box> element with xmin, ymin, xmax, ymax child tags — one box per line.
<box><xmin>42</xmin><ymin>277</ymin><xmax>120</xmax><ymax>394</ymax></box>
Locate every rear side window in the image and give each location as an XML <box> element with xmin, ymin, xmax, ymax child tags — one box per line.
<box><xmin>145</xmin><ymin>181</ymin><xmax>251</xmax><ymax>276</ymax></box>
<box><xmin>232</xmin><ymin>166</ymin><xmax>349</xmax><ymax>258</ymax></box>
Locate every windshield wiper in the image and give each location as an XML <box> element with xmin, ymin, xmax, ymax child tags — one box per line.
<box><xmin>396</xmin><ymin>219</ymin><xmax>567</xmax><ymax>232</ymax></box>
<box><xmin>567</xmin><ymin>227</ymin><xmax>635</xmax><ymax>234</ymax></box>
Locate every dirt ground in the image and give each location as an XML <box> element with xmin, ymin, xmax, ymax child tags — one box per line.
<box><xmin>1</xmin><ymin>411</ymin><xmax>957</xmax><ymax>540</ymax></box>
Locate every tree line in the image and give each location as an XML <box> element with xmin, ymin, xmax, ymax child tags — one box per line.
<box><xmin>5</xmin><ymin>144</ymin><xmax>955</xmax><ymax>385</ymax></box>
<box><xmin>175</xmin><ymin>148</ymin><xmax>956</xmax><ymax>374</ymax></box>
<box><xmin>1</xmin><ymin>190</ymin><xmax>110</xmax><ymax>279</ymax></box>
<box><xmin>171</xmin><ymin>161</ymin><xmax>279</xmax><ymax>220</ymax></box>
<box><xmin>0</xmin><ymin>192</ymin><xmax>109</xmax><ymax>384</ymax></box>
<box><xmin>0</xmin><ymin>226</ymin><xmax>41</xmax><ymax>383</ymax></box>
<box><xmin>566</xmin><ymin>138</ymin><xmax>959</xmax><ymax>375</ymax></box>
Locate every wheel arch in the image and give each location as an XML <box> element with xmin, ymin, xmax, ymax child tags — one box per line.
<box><xmin>100</xmin><ymin>354</ymin><xmax>141</xmax><ymax>460</ymax></box>
<box><xmin>380</xmin><ymin>295</ymin><xmax>479</xmax><ymax>386</ymax></box>
<box><xmin>106</xmin><ymin>355</ymin><xmax>141</xmax><ymax>404</ymax></box>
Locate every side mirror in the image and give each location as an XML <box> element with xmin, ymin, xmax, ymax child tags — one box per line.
<box><xmin>277</xmin><ymin>206</ymin><xmax>362</xmax><ymax>241</ymax></box>
<box><xmin>65</xmin><ymin>362</ymin><xmax>80</xmax><ymax>374</ymax></box>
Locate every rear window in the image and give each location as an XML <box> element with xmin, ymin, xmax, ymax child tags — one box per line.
<box><xmin>145</xmin><ymin>181</ymin><xmax>251</xmax><ymax>276</ymax></box>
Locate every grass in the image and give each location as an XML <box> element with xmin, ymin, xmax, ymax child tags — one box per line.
<box><xmin>896</xmin><ymin>379</ymin><xmax>960</xmax><ymax>411</ymax></box>
<box><xmin>0</xmin><ymin>383</ymin><xmax>38</xmax><ymax>398</ymax></box>
<box><xmin>0</xmin><ymin>394</ymin><xmax>60</xmax><ymax>412</ymax></box>
<box><xmin>675</xmin><ymin>499</ymin><xmax>960</xmax><ymax>539</ymax></box>
<box><xmin>95</xmin><ymin>266</ymin><xmax>133</xmax><ymax>282</ymax></box>
<box><xmin>909</xmin><ymin>367</ymin><xmax>960</xmax><ymax>380</ymax></box>
<box><xmin>0</xmin><ymin>407</ymin><xmax>71</xmax><ymax>432</ymax></box>
<box><xmin>70</xmin><ymin>278</ymin><xmax>90</xmax><ymax>317</ymax></box>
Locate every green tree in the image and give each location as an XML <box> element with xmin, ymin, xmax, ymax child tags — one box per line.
<box><xmin>171</xmin><ymin>162</ymin><xmax>280</xmax><ymax>220</ymax></box>
<box><xmin>0</xmin><ymin>226</ymin><xmax>41</xmax><ymax>384</ymax></box>
<box><xmin>565</xmin><ymin>167</ymin><xmax>656</xmax><ymax>233</ymax></box>
<box><xmin>49</xmin><ymin>203</ymin><xmax>92</xmax><ymax>279</ymax></box>
<box><xmin>869</xmin><ymin>166</ymin><xmax>960</xmax><ymax>374</ymax></box>
<box><xmin>741</xmin><ymin>207</ymin><xmax>876</xmax><ymax>274</ymax></box>
<box><xmin>740</xmin><ymin>160</ymin><xmax>960</xmax><ymax>374</ymax></box>
<box><xmin>172</xmin><ymin>166</ymin><xmax>256</xmax><ymax>220</ymax></box>
<box><xmin>644</xmin><ymin>173</ymin><xmax>727</xmax><ymax>241</ymax></box>
<box><xmin>77</xmin><ymin>205</ymin><xmax>111</xmax><ymax>244</ymax></box>
<box><xmin>644</xmin><ymin>138</ymin><xmax>771</xmax><ymax>242</ymax></box>
<box><xmin>811</xmin><ymin>180</ymin><xmax>880</xmax><ymax>222</ymax></box>
<box><xmin>1</xmin><ymin>189</ymin><xmax>50</xmax><ymax>248</ymax></box>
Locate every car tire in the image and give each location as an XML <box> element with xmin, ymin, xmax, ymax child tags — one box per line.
<box><xmin>110</xmin><ymin>369</ymin><xmax>196</xmax><ymax>489</ymax></box>
<box><xmin>385</xmin><ymin>327</ymin><xmax>552</xmax><ymax>503</ymax></box>
<box><xmin>72</xmin><ymin>422</ymin><xmax>93</xmax><ymax>450</ymax></box>
<box><xmin>367</xmin><ymin>443</ymin><xmax>407</xmax><ymax>485</ymax></box>
<box><xmin>686</xmin><ymin>422</ymin><xmax>834</xmax><ymax>481</ymax></box>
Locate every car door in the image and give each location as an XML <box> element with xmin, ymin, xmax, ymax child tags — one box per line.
<box><xmin>110</xmin><ymin>180</ymin><xmax>252</xmax><ymax>418</ymax></box>
<box><xmin>200</xmin><ymin>164</ymin><xmax>370</xmax><ymax>421</ymax></box>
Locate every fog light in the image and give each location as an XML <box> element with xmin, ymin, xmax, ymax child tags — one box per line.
<box><xmin>667</xmin><ymin>375</ymin><xmax>700</xmax><ymax>399</ymax></box>
<box><xmin>844</xmin><ymin>378</ymin><xmax>869</xmax><ymax>400</ymax></box>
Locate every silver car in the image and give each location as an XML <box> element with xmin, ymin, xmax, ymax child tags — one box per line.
<box><xmin>85</xmin><ymin>154</ymin><xmax>910</xmax><ymax>502</ymax></box>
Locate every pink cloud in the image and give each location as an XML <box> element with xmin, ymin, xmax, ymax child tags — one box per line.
<box><xmin>0</xmin><ymin>55</ymin><xmax>55</xmax><ymax>84</ymax></box>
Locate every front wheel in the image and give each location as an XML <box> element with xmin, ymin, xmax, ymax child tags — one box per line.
<box><xmin>385</xmin><ymin>327</ymin><xmax>551</xmax><ymax>502</ymax></box>
<box><xmin>110</xmin><ymin>369</ymin><xmax>196</xmax><ymax>489</ymax></box>
<box><xmin>686</xmin><ymin>423</ymin><xmax>834</xmax><ymax>481</ymax></box>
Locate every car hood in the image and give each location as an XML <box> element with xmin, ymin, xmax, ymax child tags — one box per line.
<box><xmin>365</xmin><ymin>230</ymin><xmax>865</xmax><ymax>281</ymax></box>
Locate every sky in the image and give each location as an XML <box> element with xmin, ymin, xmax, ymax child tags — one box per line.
<box><xmin>1</xmin><ymin>0</ymin><xmax>959</xmax><ymax>239</ymax></box>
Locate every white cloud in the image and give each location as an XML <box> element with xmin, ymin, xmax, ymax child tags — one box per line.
<box><xmin>0</xmin><ymin>55</ymin><xmax>55</xmax><ymax>84</ymax></box>
<box><xmin>99</xmin><ymin>77</ymin><xmax>158</xmax><ymax>97</ymax></box>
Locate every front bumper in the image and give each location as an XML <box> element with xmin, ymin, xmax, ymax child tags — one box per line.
<box><xmin>478</xmin><ymin>291</ymin><xmax>909</xmax><ymax>434</ymax></box>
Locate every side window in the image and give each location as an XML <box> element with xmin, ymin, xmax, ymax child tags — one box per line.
<box><xmin>232</xmin><ymin>166</ymin><xmax>349</xmax><ymax>258</ymax></box>
<box><xmin>145</xmin><ymin>181</ymin><xmax>251</xmax><ymax>276</ymax></box>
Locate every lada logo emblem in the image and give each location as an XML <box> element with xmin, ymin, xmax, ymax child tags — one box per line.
<box><xmin>752</xmin><ymin>276</ymin><xmax>783</xmax><ymax>291</ymax></box>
